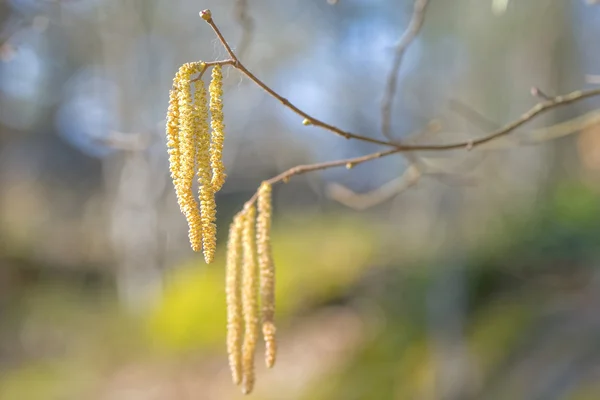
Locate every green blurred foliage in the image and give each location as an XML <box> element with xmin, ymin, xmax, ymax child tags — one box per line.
<box><xmin>3</xmin><ymin>181</ymin><xmax>600</xmax><ymax>399</ymax></box>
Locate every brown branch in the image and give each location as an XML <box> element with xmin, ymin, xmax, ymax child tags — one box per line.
<box><xmin>197</xmin><ymin>10</ymin><xmax>600</xmax><ymax>208</ymax></box>
<box><xmin>243</xmin><ymin>148</ymin><xmax>402</xmax><ymax>207</ymax></box>
<box><xmin>199</xmin><ymin>10</ymin><xmax>400</xmax><ymax>148</ymax></box>
<box><xmin>241</xmin><ymin>88</ymin><xmax>600</xmax><ymax>207</ymax></box>
<box><xmin>380</xmin><ymin>0</ymin><xmax>431</xmax><ymax>142</ymax></box>
<box><xmin>476</xmin><ymin>110</ymin><xmax>600</xmax><ymax>149</ymax></box>
<box><xmin>430</xmin><ymin>88</ymin><xmax>600</xmax><ymax>151</ymax></box>
<box><xmin>193</xmin><ymin>59</ymin><xmax>235</xmax><ymax>81</ymax></box>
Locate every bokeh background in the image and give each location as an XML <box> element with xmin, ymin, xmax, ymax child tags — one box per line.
<box><xmin>2</xmin><ymin>0</ymin><xmax>600</xmax><ymax>399</ymax></box>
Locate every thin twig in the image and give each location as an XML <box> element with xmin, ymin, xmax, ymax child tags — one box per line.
<box><xmin>200</xmin><ymin>10</ymin><xmax>400</xmax><ymax>148</ymax></box>
<box><xmin>189</xmin><ymin>59</ymin><xmax>236</xmax><ymax>83</ymax></box>
<box><xmin>477</xmin><ymin>110</ymin><xmax>600</xmax><ymax>149</ymax></box>
<box><xmin>244</xmin><ymin>148</ymin><xmax>401</xmax><ymax>207</ymax></box>
<box><xmin>200</xmin><ymin>10</ymin><xmax>600</xmax><ymax>154</ymax></box>
<box><xmin>197</xmin><ymin>10</ymin><xmax>600</xmax><ymax>208</ymax></box>
<box><xmin>441</xmin><ymin>89</ymin><xmax>600</xmax><ymax>151</ymax></box>
<box><xmin>380</xmin><ymin>0</ymin><xmax>430</xmax><ymax>142</ymax></box>
<box><xmin>241</xmin><ymin>88</ymin><xmax>600</xmax><ymax>207</ymax></box>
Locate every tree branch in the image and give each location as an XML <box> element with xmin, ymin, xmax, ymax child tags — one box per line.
<box><xmin>197</xmin><ymin>9</ymin><xmax>600</xmax><ymax>209</ymax></box>
<box><xmin>199</xmin><ymin>10</ymin><xmax>400</xmax><ymax>148</ymax></box>
<box><xmin>243</xmin><ymin>148</ymin><xmax>402</xmax><ymax>207</ymax></box>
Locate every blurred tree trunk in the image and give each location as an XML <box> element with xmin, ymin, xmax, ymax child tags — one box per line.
<box><xmin>425</xmin><ymin>1</ymin><xmax>577</xmax><ymax>399</ymax></box>
<box><xmin>96</xmin><ymin>0</ymin><xmax>165</xmax><ymax>312</ymax></box>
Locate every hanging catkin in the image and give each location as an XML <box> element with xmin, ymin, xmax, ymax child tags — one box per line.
<box><xmin>191</xmin><ymin>78</ymin><xmax>217</xmax><ymax>263</ymax></box>
<box><xmin>225</xmin><ymin>212</ymin><xmax>244</xmax><ymax>385</ymax></box>
<box><xmin>166</xmin><ymin>86</ymin><xmax>181</xmax><ymax>188</ymax></box>
<box><xmin>241</xmin><ymin>204</ymin><xmax>259</xmax><ymax>394</ymax></box>
<box><xmin>166</xmin><ymin>60</ymin><xmax>281</xmax><ymax>395</ymax></box>
<box><xmin>209</xmin><ymin>64</ymin><xmax>227</xmax><ymax>192</ymax></box>
<box><xmin>172</xmin><ymin>62</ymin><xmax>204</xmax><ymax>252</ymax></box>
<box><xmin>257</xmin><ymin>182</ymin><xmax>276</xmax><ymax>368</ymax></box>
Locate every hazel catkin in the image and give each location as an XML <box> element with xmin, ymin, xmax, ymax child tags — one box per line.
<box><xmin>166</xmin><ymin>86</ymin><xmax>181</xmax><ymax>187</ymax></box>
<box><xmin>209</xmin><ymin>65</ymin><xmax>227</xmax><ymax>192</ymax></box>
<box><xmin>225</xmin><ymin>212</ymin><xmax>244</xmax><ymax>385</ymax></box>
<box><xmin>166</xmin><ymin>59</ymin><xmax>284</xmax><ymax>395</ymax></box>
<box><xmin>192</xmin><ymin>78</ymin><xmax>218</xmax><ymax>264</ymax></box>
<box><xmin>241</xmin><ymin>204</ymin><xmax>259</xmax><ymax>394</ymax></box>
<box><xmin>175</xmin><ymin>62</ymin><xmax>204</xmax><ymax>252</ymax></box>
<box><xmin>257</xmin><ymin>182</ymin><xmax>276</xmax><ymax>368</ymax></box>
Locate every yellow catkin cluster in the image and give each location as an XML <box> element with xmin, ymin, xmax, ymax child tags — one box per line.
<box><xmin>257</xmin><ymin>182</ymin><xmax>276</xmax><ymax>368</ymax></box>
<box><xmin>225</xmin><ymin>182</ymin><xmax>277</xmax><ymax>395</ymax></box>
<box><xmin>172</xmin><ymin>62</ymin><xmax>204</xmax><ymax>252</ymax></box>
<box><xmin>209</xmin><ymin>65</ymin><xmax>227</xmax><ymax>191</ymax></box>
<box><xmin>241</xmin><ymin>204</ymin><xmax>259</xmax><ymax>395</ymax></box>
<box><xmin>166</xmin><ymin>62</ymin><xmax>228</xmax><ymax>263</ymax></box>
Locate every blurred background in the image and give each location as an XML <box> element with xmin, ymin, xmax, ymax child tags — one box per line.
<box><xmin>2</xmin><ymin>0</ymin><xmax>600</xmax><ymax>399</ymax></box>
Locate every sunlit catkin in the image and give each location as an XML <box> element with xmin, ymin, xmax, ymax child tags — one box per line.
<box><xmin>209</xmin><ymin>65</ymin><xmax>227</xmax><ymax>192</ymax></box>
<box><xmin>241</xmin><ymin>204</ymin><xmax>259</xmax><ymax>394</ymax></box>
<box><xmin>257</xmin><ymin>182</ymin><xmax>276</xmax><ymax>368</ymax></box>
<box><xmin>193</xmin><ymin>78</ymin><xmax>217</xmax><ymax>263</ymax></box>
<box><xmin>175</xmin><ymin>62</ymin><xmax>203</xmax><ymax>251</ymax></box>
<box><xmin>225</xmin><ymin>212</ymin><xmax>244</xmax><ymax>385</ymax></box>
<box><xmin>166</xmin><ymin>86</ymin><xmax>181</xmax><ymax>187</ymax></box>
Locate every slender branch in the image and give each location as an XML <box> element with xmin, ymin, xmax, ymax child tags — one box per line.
<box><xmin>200</xmin><ymin>10</ymin><xmax>401</xmax><ymax>148</ymax></box>
<box><xmin>243</xmin><ymin>148</ymin><xmax>402</xmax><ymax>207</ymax></box>
<box><xmin>240</xmin><ymin>89</ymin><xmax>600</xmax><ymax>207</ymax></box>
<box><xmin>437</xmin><ymin>88</ymin><xmax>600</xmax><ymax>151</ymax></box>
<box><xmin>196</xmin><ymin>10</ymin><xmax>600</xmax><ymax>209</ymax></box>
<box><xmin>196</xmin><ymin>10</ymin><xmax>600</xmax><ymax>153</ymax></box>
<box><xmin>380</xmin><ymin>0</ymin><xmax>431</xmax><ymax>141</ymax></box>
<box><xmin>187</xmin><ymin>60</ymin><xmax>236</xmax><ymax>83</ymax></box>
<box><xmin>476</xmin><ymin>110</ymin><xmax>600</xmax><ymax>149</ymax></box>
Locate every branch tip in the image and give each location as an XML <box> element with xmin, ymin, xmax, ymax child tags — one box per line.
<box><xmin>200</xmin><ymin>9</ymin><xmax>212</xmax><ymax>22</ymax></box>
